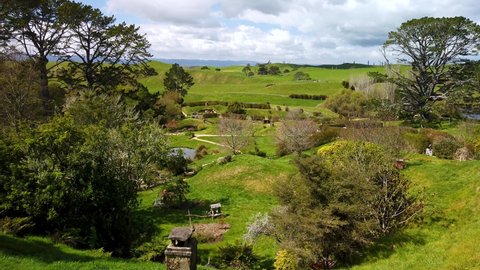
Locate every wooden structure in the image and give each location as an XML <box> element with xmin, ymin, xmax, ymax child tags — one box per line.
<box><xmin>208</xmin><ymin>203</ymin><xmax>222</xmax><ymax>218</ymax></box>
<box><xmin>165</xmin><ymin>227</ymin><xmax>197</xmax><ymax>270</ymax></box>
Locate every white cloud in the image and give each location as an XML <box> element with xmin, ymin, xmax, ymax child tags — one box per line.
<box><xmin>103</xmin><ymin>0</ymin><xmax>480</xmax><ymax>64</ymax></box>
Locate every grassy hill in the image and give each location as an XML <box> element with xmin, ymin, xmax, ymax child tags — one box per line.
<box><xmin>141</xmin><ymin>61</ymin><xmax>385</xmax><ymax>109</ymax></box>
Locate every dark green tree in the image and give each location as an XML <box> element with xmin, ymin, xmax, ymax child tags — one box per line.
<box><xmin>58</xmin><ymin>2</ymin><xmax>154</xmax><ymax>92</ymax></box>
<box><xmin>2</xmin><ymin>0</ymin><xmax>71</xmax><ymax>113</ymax></box>
<box><xmin>383</xmin><ymin>17</ymin><xmax>480</xmax><ymax>120</ymax></box>
<box><xmin>242</xmin><ymin>63</ymin><xmax>252</xmax><ymax>76</ymax></box>
<box><xmin>272</xmin><ymin>156</ymin><xmax>375</xmax><ymax>269</ymax></box>
<box><xmin>163</xmin><ymin>63</ymin><xmax>194</xmax><ymax>97</ymax></box>
<box><xmin>268</xmin><ymin>65</ymin><xmax>281</xmax><ymax>75</ymax></box>
<box><xmin>257</xmin><ymin>64</ymin><xmax>268</xmax><ymax>75</ymax></box>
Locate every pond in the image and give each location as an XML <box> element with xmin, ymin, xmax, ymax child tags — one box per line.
<box><xmin>462</xmin><ymin>113</ymin><xmax>480</xmax><ymax>120</ymax></box>
<box><xmin>170</xmin><ymin>147</ymin><xmax>196</xmax><ymax>160</ymax></box>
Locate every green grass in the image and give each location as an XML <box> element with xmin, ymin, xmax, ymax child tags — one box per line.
<box><xmin>138</xmin><ymin>154</ymin><xmax>296</xmax><ymax>265</ymax></box>
<box><xmin>0</xmin><ymin>233</ymin><xmax>165</xmax><ymax>270</ymax></box>
<box><xmin>140</xmin><ymin>61</ymin><xmax>385</xmax><ymax>109</ymax></box>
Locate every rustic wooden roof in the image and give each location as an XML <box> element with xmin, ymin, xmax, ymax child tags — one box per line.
<box><xmin>210</xmin><ymin>203</ymin><xmax>221</xmax><ymax>209</ymax></box>
<box><xmin>168</xmin><ymin>227</ymin><xmax>193</xmax><ymax>242</ymax></box>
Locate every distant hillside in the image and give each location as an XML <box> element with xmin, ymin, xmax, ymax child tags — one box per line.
<box><xmin>290</xmin><ymin>63</ymin><xmax>374</xmax><ymax>69</ymax></box>
<box><xmin>155</xmin><ymin>58</ymin><xmax>258</xmax><ymax>67</ymax></box>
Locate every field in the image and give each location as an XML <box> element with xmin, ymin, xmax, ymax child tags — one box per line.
<box><xmin>2</xmin><ymin>61</ymin><xmax>480</xmax><ymax>269</ymax></box>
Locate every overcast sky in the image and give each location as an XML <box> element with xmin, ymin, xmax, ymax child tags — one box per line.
<box><xmin>80</xmin><ymin>0</ymin><xmax>480</xmax><ymax>64</ymax></box>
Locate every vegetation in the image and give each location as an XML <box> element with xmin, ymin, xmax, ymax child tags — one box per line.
<box><xmin>384</xmin><ymin>16</ymin><xmax>480</xmax><ymax>121</ymax></box>
<box><xmin>2</xmin><ymin>4</ymin><xmax>480</xmax><ymax>269</ymax></box>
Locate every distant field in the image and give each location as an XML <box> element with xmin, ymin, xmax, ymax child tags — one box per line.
<box><xmin>141</xmin><ymin>61</ymin><xmax>386</xmax><ymax>109</ymax></box>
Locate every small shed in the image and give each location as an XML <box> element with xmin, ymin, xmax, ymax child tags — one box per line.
<box><xmin>208</xmin><ymin>203</ymin><xmax>222</xmax><ymax>218</ymax></box>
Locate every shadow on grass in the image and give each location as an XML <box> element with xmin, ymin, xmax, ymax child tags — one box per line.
<box><xmin>0</xmin><ymin>234</ymin><xmax>96</xmax><ymax>263</ymax></box>
<box><xmin>351</xmin><ymin>231</ymin><xmax>427</xmax><ymax>266</ymax></box>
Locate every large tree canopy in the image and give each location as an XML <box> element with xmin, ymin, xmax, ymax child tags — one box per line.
<box><xmin>57</xmin><ymin>2</ymin><xmax>153</xmax><ymax>91</ymax></box>
<box><xmin>163</xmin><ymin>63</ymin><xmax>194</xmax><ymax>97</ymax></box>
<box><xmin>1</xmin><ymin>0</ymin><xmax>71</xmax><ymax>112</ymax></box>
<box><xmin>383</xmin><ymin>16</ymin><xmax>480</xmax><ymax>120</ymax></box>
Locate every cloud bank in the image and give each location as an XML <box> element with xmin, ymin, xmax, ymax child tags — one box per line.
<box><xmin>105</xmin><ymin>0</ymin><xmax>480</xmax><ymax>64</ymax></box>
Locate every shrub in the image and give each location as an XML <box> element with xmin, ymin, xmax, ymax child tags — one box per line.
<box><xmin>0</xmin><ymin>217</ymin><xmax>34</xmax><ymax>236</ymax></box>
<box><xmin>227</xmin><ymin>102</ymin><xmax>246</xmax><ymax>114</ymax></box>
<box><xmin>133</xmin><ymin>238</ymin><xmax>167</xmax><ymax>262</ymax></box>
<box><xmin>433</xmin><ymin>138</ymin><xmax>461</xmax><ymax>159</ymax></box>
<box><xmin>289</xmin><ymin>94</ymin><xmax>327</xmax><ymax>100</ymax></box>
<box><xmin>311</xmin><ymin>127</ymin><xmax>338</xmax><ymax>146</ymax></box>
<box><xmin>195</xmin><ymin>145</ymin><xmax>208</xmax><ymax>160</ymax></box>
<box><xmin>157</xmin><ymin>178</ymin><xmax>190</xmax><ymax>207</ymax></box>
<box><xmin>274</xmin><ymin>249</ymin><xmax>298</xmax><ymax>270</ymax></box>
<box><xmin>213</xmin><ymin>241</ymin><xmax>259</xmax><ymax>270</ymax></box>
<box><xmin>323</xmin><ymin>89</ymin><xmax>368</xmax><ymax>118</ymax></box>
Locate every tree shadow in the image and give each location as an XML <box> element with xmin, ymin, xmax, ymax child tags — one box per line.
<box><xmin>0</xmin><ymin>234</ymin><xmax>96</xmax><ymax>264</ymax></box>
<box><xmin>350</xmin><ymin>231</ymin><xmax>427</xmax><ymax>266</ymax></box>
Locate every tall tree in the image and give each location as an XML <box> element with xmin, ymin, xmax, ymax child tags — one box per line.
<box><xmin>0</xmin><ymin>49</ymin><xmax>42</xmax><ymax>130</ymax></box>
<box><xmin>163</xmin><ymin>63</ymin><xmax>194</xmax><ymax>97</ymax></box>
<box><xmin>218</xmin><ymin>117</ymin><xmax>253</xmax><ymax>155</ymax></box>
<box><xmin>2</xmin><ymin>0</ymin><xmax>71</xmax><ymax>113</ymax></box>
<box><xmin>276</xmin><ymin>111</ymin><xmax>317</xmax><ymax>155</ymax></box>
<box><xmin>383</xmin><ymin>17</ymin><xmax>480</xmax><ymax>120</ymax></box>
<box><xmin>58</xmin><ymin>2</ymin><xmax>153</xmax><ymax>91</ymax></box>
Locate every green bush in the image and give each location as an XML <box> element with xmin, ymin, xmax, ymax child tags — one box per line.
<box><xmin>213</xmin><ymin>241</ymin><xmax>259</xmax><ymax>270</ymax></box>
<box><xmin>133</xmin><ymin>238</ymin><xmax>167</xmax><ymax>262</ymax></box>
<box><xmin>433</xmin><ymin>138</ymin><xmax>461</xmax><ymax>159</ymax></box>
<box><xmin>274</xmin><ymin>249</ymin><xmax>298</xmax><ymax>270</ymax></box>
<box><xmin>311</xmin><ymin>127</ymin><xmax>338</xmax><ymax>146</ymax></box>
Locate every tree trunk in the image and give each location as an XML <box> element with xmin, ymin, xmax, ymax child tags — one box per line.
<box><xmin>37</xmin><ymin>57</ymin><xmax>51</xmax><ymax>115</ymax></box>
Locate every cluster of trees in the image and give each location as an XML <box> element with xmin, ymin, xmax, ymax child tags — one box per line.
<box><xmin>257</xmin><ymin>64</ymin><xmax>281</xmax><ymax>75</ymax></box>
<box><xmin>0</xmin><ymin>0</ymin><xmax>196</xmax><ymax>258</ymax></box>
<box><xmin>1</xmin><ymin>0</ymin><xmax>155</xmax><ymax>112</ymax></box>
<box><xmin>272</xmin><ymin>141</ymin><xmax>422</xmax><ymax>268</ymax></box>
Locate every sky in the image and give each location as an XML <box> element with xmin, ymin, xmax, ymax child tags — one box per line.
<box><xmin>80</xmin><ymin>0</ymin><xmax>480</xmax><ymax>65</ymax></box>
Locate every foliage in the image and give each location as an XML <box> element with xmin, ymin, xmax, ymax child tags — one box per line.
<box><xmin>294</xmin><ymin>71</ymin><xmax>311</xmax><ymax>81</ymax></box>
<box><xmin>268</xmin><ymin>66</ymin><xmax>281</xmax><ymax>75</ymax></box>
<box><xmin>213</xmin><ymin>241</ymin><xmax>259</xmax><ymax>270</ymax></box>
<box><xmin>274</xmin><ymin>249</ymin><xmax>298</xmax><ymax>270</ymax></box>
<box><xmin>432</xmin><ymin>137</ymin><xmax>461</xmax><ymax>159</ymax></box>
<box><xmin>57</xmin><ymin>1</ymin><xmax>153</xmax><ymax>92</ymax></box>
<box><xmin>227</xmin><ymin>102</ymin><xmax>246</xmax><ymax>114</ymax></box>
<box><xmin>158</xmin><ymin>177</ymin><xmax>189</xmax><ymax>207</ymax></box>
<box><xmin>272</xmin><ymin>155</ymin><xmax>375</xmax><ymax>268</ymax></box>
<box><xmin>218</xmin><ymin>118</ymin><xmax>253</xmax><ymax>154</ymax></box>
<box><xmin>323</xmin><ymin>89</ymin><xmax>368</xmax><ymax>118</ymax></box>
<box><xmin>243</xmin><ymin>213</ymin><xmax>273</xmax><ymax>244</ymax></box>
<box><xmin>0</xmin><ymin>49</ymin><xmax>42</xmax><ymax>129</ymax></box>
<box><xmin>0</xmin><ymin>217</ymin><xmax>35</xmax><ymax>236</ymax></box>
<box><xmin>276</xmin><ymin>111</ymin><xmax>317</xmax><ymax>154</ymax></box>
<box><xmin>1</xmin><ymin>0</ymin><xmax>71</xmax><ymax>111</ymax></box>
<box><xmin>0</xmin><ymin>114</ymin><xmax>171</xmax><ymax>256</ymax></box>
<box><xmin>163</xmin><ymin>63</ymin><xmax>194</xmax><ymax>97</ymax></box>
<box><xmin>132</xmin><ymin>238</ymin><xmax>167</xmax><ymax>262</ymax></box>
<box><xmin>289</xmin><ymin>94</ymin><xmax>327</xmax><ymax>100</ymax></box>
<box><xmin>274</xmin><ymin>141</ymin><xmax>421</xmax><ymax>267</ymax></box>
<box><xmin>383</xmin><ymin>16</ymin><xmax>480</xmax><ymax>120</ymax></box>
<box><xmin>257</xmin><ymin>64</ymin><xmax>268</xmax><ymax>75</ymax></box>
<box><xmin>242</xmin><ymin>64</ymin><xmax>251</xmax><ymax>76</ymax></box>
